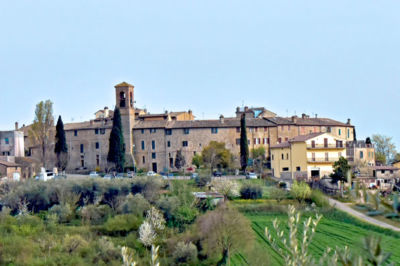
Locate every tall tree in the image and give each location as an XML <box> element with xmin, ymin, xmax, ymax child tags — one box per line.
<box><xmin>174</xmin><ymin>150</ymin><xmax>186</xmax><ymax>170</ymax></box>
<box><xmin>372</xmin><ymin>134</ymin><xmax>396</xmax><ymax>164</ymax></box>
<box><xmin>252</xmin><ymin>147</ymin><xmax>266</xmax><ymax>175</ymax></box>
<box><xmin>107</xmin><ymin>108</ymin><xmax>125</xmax><ymax>172</ymax></box>
<box><xmin>240</xmin><ymin>114</ymin><xmax>249</xmax><ymax>171</ymax></box>
<box><xmin>29</xmin><ymin>100</ymin><xmax>54</xmax><ymax>168</ymax></box>
<box><xmin>54</xmin><ymin>116</ymin><xmax>68</xmax><ymax>172</ymax></box>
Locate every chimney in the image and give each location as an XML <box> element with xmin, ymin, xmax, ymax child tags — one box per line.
<box><xmin>165</xmin><ymin>110</ymin><xmax>168</xmax><ymax>114</ymax></box>
<box><xmin>104</xmin><ymin>107</ymin><xmax>109</xmax><ymax>117</ymax></box>
<box><xmin>315</xmin><ymin>114</ymin><xmax>318</xmax><ymax>118</ymax></box>
<box><xmin>347</xmin><ymin>118</ymin><xmax>351</xmax><ymax>125</ymax></box>
<box><xmin>188</xmin><ymin>109</ymin><xmax>192</xmax><ymax>116</ymax></box>
<box><xmin>244</xmin><ymin>106</ymin><xmax>249</xmax><ymax>112</ymax></box>
<box><xmin>90</xmin><ymin>120</ymin><xmax>94</xmax><ymax>125</ymax></box>
<box><xmin>291</xmin><ymin>116</ymin><xmax>297</xmax><ymax>123</ymax></box>
<box><xmin>219</xmin><ymin>115</ymin><xmax>225</xmax><ymax>124</ymax></box>
<box><xmin>15</xmin><ymin>122</ymin><xmax>18</xmax><ymax>130</ymax></box>
<box><xmin>302</xmin><ymin>113</ymin><xmax>306</xmax><ymax>119</ymax></box>
<box><xmin>236</xmin><ymin>107</ymin><xmax>240</xmax><ymax>113</ymax></box>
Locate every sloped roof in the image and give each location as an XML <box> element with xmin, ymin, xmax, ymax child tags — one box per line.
<box><xmin>115</xmin><ymin>81</ymin><xmax>134</xmax><ymax>87</ymax></box>
<box><xmin>270</xmin><ymin>142</ymin><xmax>291</xmax><ymax>149</ymax></box>
<box><xmin>0</xmin><ymin>160</ymin><xmax>20</xmax><ymax>167</ymax></box>
<box><xmin>290</xmin><ymin>132</ymin><xmax>325</xmax><ymax>142</ymax></box>
<box><xmin>264</xmin><ymin>116</ymin><xmax>351</xmax><ymax>127</ymax></box>
<box><xmin>133</xmin><ymin>117</ymin><xmax>276</xmax><ymax>129</ymax></box>
<box><xmin>64</xmin><ymin>121</ymin><xmax>113</xmax><ymax>131</ymax></box>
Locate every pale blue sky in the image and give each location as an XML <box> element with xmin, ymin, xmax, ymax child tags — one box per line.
<box><xmin>0</xmin><ymin>1</ymin><xmax>399</xmax><ymax>146</ymax></box>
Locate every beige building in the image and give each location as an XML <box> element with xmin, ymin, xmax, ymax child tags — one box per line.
<box><xmin>0</xmin><ymin>157</ymin><xmax>22</xmax><ymax>179</ymax></box>
<box><xmin>22</xmin><ymin>82</ymin><xmax>355</xmax><ymax>174</ymax></box>
<box><xmin>271</xmin><ymin>133</ymin><xmax>347</xmax><ymax>180</ymax></box>
<box><xmin>0</xmin><ymin>127</ymin><xmax>24</xmax><ymax>157</ymax></box>
<box><xmin>346</xmin><ymin>140</ymin><xmax>375</xmax><ymax>167</ymax></box>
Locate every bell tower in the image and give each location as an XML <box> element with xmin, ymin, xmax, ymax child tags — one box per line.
<box><xmin>114</xmin><ymin>82</ymin><xmax>135</xmax><ymax>166</ymax></box>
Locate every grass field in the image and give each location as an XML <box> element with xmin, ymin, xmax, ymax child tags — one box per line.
<box><xmin>231</xmin><ymin>209</ymin><xmax>400</xmax><ymax>266</ymax></box>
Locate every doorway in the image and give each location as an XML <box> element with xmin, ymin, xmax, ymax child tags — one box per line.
<box><xmin>152</xmin><ymin>163</ymin><xmax>157</xmax><ymax>173</ymax></box>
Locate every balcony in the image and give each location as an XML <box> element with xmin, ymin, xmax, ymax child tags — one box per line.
<box><xmin>307</xmin><ymin>144</ymin><xmax>345</xmax><ymax>150</ymax></box>
<box><xmin>307</xmin><ymin>158</ymin><xmax>340</xmax><ymax>163</ymax></box>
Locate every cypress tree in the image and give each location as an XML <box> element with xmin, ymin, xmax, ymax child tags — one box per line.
<box><xmin>54</xmin><ymin>115</ymin><xmax>68</xmax><ymax>171</ymax></box>
<box><xmin>107</xmin><ymin>108</ymin><xmax>125</xmax><ymax>172</ymax></box>
<box><xmin>353</xmin><ymin>128</ymin><xmax>357</xmax><ymax>141</ymax></box>
<box><xmin>240</xmin><ymin>113</ymin><xmax>249</xmax><ymax>171</ymax></box>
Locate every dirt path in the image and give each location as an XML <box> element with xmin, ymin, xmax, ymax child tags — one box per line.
<box><xmin>328</xmin><ymin>198</ymin><xmax>400</xmax><ymax>232</ymax></box>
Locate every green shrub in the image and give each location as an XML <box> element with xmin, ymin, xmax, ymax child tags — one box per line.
<box><xmin>240</xmin><ymin>184</ymin><xmax>263</xmax><ymax>199</ymax></box>
<box><xmin>48</xmin><ymin>204</ymin><xmax>73</xmax><ymax>223</ymax></box>
<box><xmin>119</xmin><ymin>193</ymin><xmax>151</xmax><ymax>216</ymax></box>
<box><xmin>195</xmin><ymin>176</ymin><xmax>211</xmax><ymax>187</ymax></box>
<box><xmin>79</xmin><ymin>204</ymin><xmax>111</xmax><ymax>225</ymax></box>
<box><xmin>310</xmin><ymin>189</ymin><xmax>329</xmax><ymax>207</ymax></box>
<box><xmin>172</xmin><ymin>241</ymin><xmax>198</xmax><ymax>265</ymax></box>
<box><xmin>269</xmin><ymin>187</ymin><xmax>287</xmax><ymax>202</ymax></box>
<box><xmin>102</xmin><ymin>214</ymin><xmax>142</xmax><ymax>236</ymax></box>
<box><xmin>291</xmin><ymin>181</ymin><xmax>311</xmax><ymax>203</ymax></box>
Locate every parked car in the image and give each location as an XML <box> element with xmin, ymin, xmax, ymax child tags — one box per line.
<box><xmin>127</xmin><ymin>171</ymin><xmax>135</xmax><ymax>178</ymax></box>
<box><xmin>213</xmin><ymin>171</ymin><xmax>222</xmax><ymax>177</ymax></box>
<box><xmin>147</xmin><ymin>171</ymin><xmax>157</xmax><ymax>176</ymax></box>
<box><xmin>89</xmin><ymin>171</ymin><xmax>99</xmax><ymax>178</ymax></box>
<box><xmin>103</xmin><ymin>174</ymin><xmax>112</xmax><ymax>180</ymax></box>
<box><xmin>191</xmin><ymin>173</ymin><xmax>199</xmax><ymax>179</ymax></box>
<box><xmin>246</xmin><ymin>172</ymin><xmax>258</xmax><ymax>179</ymax></box>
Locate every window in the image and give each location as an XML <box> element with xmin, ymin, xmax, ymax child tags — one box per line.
<box><xmin>325</xmin><ymin>152</ymin><xmax>329</xmax><ymax>162</ymax></box>
<box><xmin>4</xmin><ymin>138</ymin><xmax>9</xmax><ymax>145</ymax></box>
<box><xmin>95</xmin><ymin>142</ymin><xmax>100</xmax><ymax>149</ymax></box>
<box><xmin>95</xmin><ymin>128</ymin><xmax>99</xmax><ymax>135</ymax></box>
<box><xmin>286</xmin><ymin>153</ymin><xmax>289</xmax><ymax>160</ymax></box>
<box><xmin>311</xmin><ymin>140</ymin><xmax>316</xmax><ymax>148</ymax></box>
<box><xmin>211</xmin><ymin>128</ymin><xmax>218</xmax><ymax>134</ymax></box>
<box><xmin>324</xmin><ymin>138</ymin><xmax>328</xmax><ymax>148</ymax></box>
<box><xmin>327</xmin><ymin>127</ymin><xmax>332</xmax><ymax>133</ymax></box>
<box><xmin>141</xmin><ymin>129</ymin><xmax>145</xmax><ymax>134</ymax></box>
<box><xmin>142</xmin><ymin>156</ymin><xmax>146</xmax><ymax>164</ymax></box>
<box><xmin>152</xmin><ymin>153</ymin><xmax>156</xmax><ymax>159</ymax></box>
<box><xmin>80</xmin><ymin>144</ymin><xmax>84</xmax><ymax>153</ymax></box>
<box><xmin>120</xmin><ymin>91</ymin><xmax>126</xmax><ymax>107</ymax></box>
<box><xmin>312</xmin><ymin>153</ymin><xmax>315</xmax><ymax>161</ymax></box>
<box><xmin>336</xmin><ymin>140</ymin><xmax>343</xmax><ymax>148</ymax></box>
<box><xmin>169</xmin><ymin>158</ymin><xmax>174</xmax><ymax>168</ymax></box>
<box><xmin>338</xmin><ymin>129</ymin><xmax>342</xmax><ymax>136</ymax></box>
<box><xmin>278</xmin><ymin>138</ymin><xmax>282</xmax><ymax>143</ymax></box>
<box><xmin>264</xmin><ymin>127</ymin><xmax>268</xmax><ymax>132</ymax></box>
<box><xmin>100</xmin><ymin>128</ymin><xmax>106</xmax><ymax>134</ymax></box>
<box><xmin>81</xmin><ymin>157</ymin><xmax>85</xmax><ymax>167</ymax></box>
<box><xmin>285</xmin><ymin>137</ymin><xmax>288</xmax><ymax>141</ymax></box>
<box><xmin>272</xmin><ymin>154</ymin><xmax>274</xmax><ymax>160</ymax></box>
<box><xmin>296</xmin><ymin>166</ymin><xmax>301</xmax><ymax>171</ymax></box>
<box><xmin>141</xmin><ymin>141</ymin><xmax>145</xmax><ymax>150</ymax></box>
<box><xmin>183</xmin><ymin>128</ymin><xmax>190</xmax><ymax>134</ymax></box>
<box><xmin>281</xmin><ymin>154</ymin><xmax>284</xmax><ymax>160</ymax></box>
<box><xmin>152</xmin><ymin>140</ymin><xmax>155</xmax><ymax>150</ymax></box>
<box><xmin>165</xmin><ymin>129</ymin><xmax>172</xmax><ymax>135</ymax></box>
<box><xmin>167</xmin><ymin>141</ymin><xmax>171</xmax><ymax>147</ymax></box>
<box><xmin>74</xmin><ymin>130</ymin><xmax>78</xmax><ymax>136</ymax></box>
<box><xmin>96</xmin><ymin>155</ymin><xmax>100</xmax><ymax>166</ymax></box>
<box><xmin>255</xmin><ymin>127</ymin><xmax>258</xmax><ymax>132</ymax></box>
<box><xmin>182</xmin><ymin>141</ymin><xmax>188</xmax><ymax>147</ymax></box>
<box><xmin>282</xmin><ymin>167</ymin><xmax>289</xmax><ymax>171</ymax></box>
<box><xmin>236</xmin><ymin>127</ymin><xmax>240</xmax><ymax>133</ymax></box>
<box><xmin>150</xmin><ymin>128</ymin><xmax>157</xmax><ymax>133</ymax></box>
<box><xmin>360</xmin><ymin>151</ymin><xmax>364</xmax><ymax>159</ymax></box>
<box><xmin>236</xmin><ymin>139</ymin><xmax>240</xmax><ymax>145</ymax></box>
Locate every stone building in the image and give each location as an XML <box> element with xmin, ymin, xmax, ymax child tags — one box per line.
<box><xmin>0</xmin><ymin>126</ymin><xmax>24</xmax><ymax>157</ymax></box>
<box><xmin>22</xmin><ymin>82</ymin><xmax>355</xmax><ymax>174</ymax></box>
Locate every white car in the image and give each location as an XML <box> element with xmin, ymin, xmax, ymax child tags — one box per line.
<box><xmin>147</xmin><ymin>171</ymin><xmax>157</xmax><ymax>176</ymax></box>
<box><xmin>89</xmin><ymin>171</ymin><xmax>99</xmax><ymax>177</ymax></box>
<box><xmin>103</xmin><ymin>174</ymin><xmax>112</xmax><ymax>180</ymax></box>
<box><xmin>246</xmin><ymin>172</ymin><xmax>258</xmax><ymax>179</ymax></box>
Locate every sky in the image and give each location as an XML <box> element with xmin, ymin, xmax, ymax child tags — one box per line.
<box><xmin>0</xmin><ymin>1</ymin><xmax>399</xmax><ymax>146</ymax></box>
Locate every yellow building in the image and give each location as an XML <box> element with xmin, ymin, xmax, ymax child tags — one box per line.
<box><xmin>271</xmin><ymin>133</ymin><xmax>346</xmax><ymax>180</ymax></box>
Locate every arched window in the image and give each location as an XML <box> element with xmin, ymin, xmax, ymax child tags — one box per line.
<box><xmin>130</xmin><ymin>92</ymin><xmax>133</xmax><ymax>107</ymax></box>
<box><xmin>120</xmin><ymin>92</ymin><xmax>126</xmax><ymax>107</ymax></box>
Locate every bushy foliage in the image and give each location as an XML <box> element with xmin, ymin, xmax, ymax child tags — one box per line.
<box><xmin>240</xmin><ymin>183</ymin><xmax>263</xmax><ymax>199</ymax></box>
<box><xmin>269</xmin><ymin>187</ymin><xmax>287</xmax><ymax>203</ymax></box>
<box><xmin>291</xmin><ymin>181</ymin><xmax>311</xmax><ymax>203</ymax></box>
<box><xmin>310</xmin><ymin>189</ymin><xmax>329</xmax><ymax>207</ymax></box>
<box><xmin>119</xmin><ymin>193</ymin><xmax>151</xmax><ymax>216</ymax></box>
<box><xmin>102</xmin><ymin>214</ymin><xmax>143</xmax><ymax>236</ymax></box>
<box><xmin>79</xmin><ymin>204</ymin><xmax>112</xmax><ymax>225</ymax></box>
<box><xmin>172</xmin><ymin>241</ymin><xmax>198</xmax><ymax>265</ymax></box>
<box><xmin>211</xmin><ymin>180</ymin><xmax>240</xmax><ymax>199</ymax></box>
<box><xmin>48</xmin><ymin>204</ymin><xmax>73</xmax><ymax>223</ymax></box>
